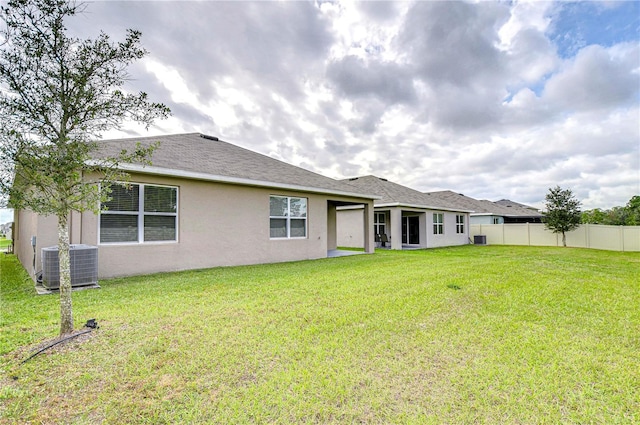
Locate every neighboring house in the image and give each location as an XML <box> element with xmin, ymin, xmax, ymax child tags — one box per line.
<box><xmin>0</xmin><ymin>222</ymin><xmax>12</xmax><ymax>238</ymax></box>
<box><xmin>13</xmin><ymin>133</ymin><xmax>377</xmax><ymax>280</ymax></box>
<box><xmin>424</xmin><ymin>191</ymin><xmax>544</xmax><ymax>224</ymax></box>
<box><xmin>337</xmin><ymin>176</ymin><xmax>473</xmax><ymax>250</ymax></box>
<box><xmin>494</xmin><ymin>199</ymin><xmax>544</xmax><ymax>220</ymax></box>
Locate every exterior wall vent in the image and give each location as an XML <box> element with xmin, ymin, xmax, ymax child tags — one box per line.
<box><xmin>41</xmin><ymin>245</ymin><xmax>99</xmax><ymax>289</ymax></box>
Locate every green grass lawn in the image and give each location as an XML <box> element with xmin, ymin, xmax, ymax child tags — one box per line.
<box><xmin>0</xmin><ymin>237</ymin><xmax>11</xmax><ymax>251</ymax></box>
<box><xmin>1</xmin><ymin>246</ymin><xmax>639</xmax><ymax>424</ymax></box>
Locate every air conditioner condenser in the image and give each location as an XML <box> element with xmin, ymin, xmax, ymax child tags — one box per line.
<box><xmin>41</xmin><ymin>244</ymin><xmax>99</xmax><ymax>290</ymax></box>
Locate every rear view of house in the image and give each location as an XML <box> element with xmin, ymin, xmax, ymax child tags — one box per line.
<box><xmin>13</xmin><ymin>133</ymin><xmax>377</xmax><ymax>280</ymax></box>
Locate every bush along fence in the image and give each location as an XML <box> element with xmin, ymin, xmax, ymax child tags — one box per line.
<box><xmin>470</xmin><ymin>223</ymin><xmax>640</xmax><ymax>252</ymax></box>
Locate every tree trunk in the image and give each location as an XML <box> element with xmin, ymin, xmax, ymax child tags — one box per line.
<box><xmin>562</xmin><ymin>232</ymin><xmax>567</xmax><ymax>247</ymax></box>
<box><xmin>58</xmin><ymin>214</ymin><xmax>74</xmax><ymax>335</ymax></box>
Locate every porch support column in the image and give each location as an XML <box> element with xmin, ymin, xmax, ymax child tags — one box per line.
<box><xmin>363</xmin><ymin>201</ymin><xmax>374</xmax><ymax>253</ymax></box>
<box><xmin>327</xmin><ymin>203</ymin><xmax>337</xmax><ymax>251</ymax></box>
<box><xmin>419</xmin><ymin>212</ymin><xmax>428</xmax><ymax>248</ymax></box>
<box><xmin>390</xmin><ymin>208</ymin><xmax>403</xmax><ymax>250</ymax></box>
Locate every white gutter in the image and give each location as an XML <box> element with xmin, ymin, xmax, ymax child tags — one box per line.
<box><xmin>375</xmin><ymin>202</ymin><xmax>475</xmax><ymax>213</ymax></box>
<box><xmin>87</xmin><ymin>161</ymin><xmax>381</xmax><ymax>200</ymax></box>
<box><xmin>470</xmin><ymin>212</ymin><xmax>542</xmax><ymax>218</ymax></box>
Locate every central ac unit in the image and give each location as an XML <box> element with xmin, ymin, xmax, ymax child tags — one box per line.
<box><xmin>473</xmin><ymin>235</ymin><xmax>487</xmax><ymax>245</ymax></box>
<box><xmin>41</xmin><ymin>244</ymin><xmax>98</xmax><ymax>289</ymax></box>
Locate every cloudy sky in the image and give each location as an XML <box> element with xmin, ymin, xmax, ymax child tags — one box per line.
<box><xmin>2</xmin><ymin>0</ymin><xmax>639</xmax><ymax>223</ymax></box>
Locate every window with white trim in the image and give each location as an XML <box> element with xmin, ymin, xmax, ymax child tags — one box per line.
<box><xmin>433</xmin><ymin>213</ymin><xmax>444</xmax><ymax>235</ymax></box>
<box><xmin>100</xmin><ymin>183</ymin><xmax>178</xmax><ymax>243</ymax></box>
<box><xmin>270</xmin><ymin>196</ymin><xmax>307</xmax><ymax>239</ymax></box>
<box><xmin>456</xmin><ymin>214</ymin><xmax>465</xmax><ymax>234</ymax></box>
<box><xmin>374</xmin><ymin>212</ymin><xmax>386</xmax><ymax>237</ymax></box>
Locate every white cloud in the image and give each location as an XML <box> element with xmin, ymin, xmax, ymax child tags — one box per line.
<box><xmin>498</xmin><ymin>0</ymin><xmax>554</xmax><ymax>47</ymax></box>
<box><xmin>543</xmin><ymin>43</ymin><xmax>639</xmax><ymax>111</ymax></box>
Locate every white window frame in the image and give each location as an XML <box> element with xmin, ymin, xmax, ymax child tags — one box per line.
<box><xmin>374</xmin><ymin>212</ymin><xmax>386</xmax><ymax>237</ymax></box>
<box><xmin>433</xmin><ymin>213</ymin><xmax>444</xmax><ymax>235</ymax></box>
<box><xmin>456</xmin><ymin>214</ymin><xmax>465</xmax><ymax>234</ymax></box>
<box><xmin>99</xmin><ymin>182</ymin><xmax>179</xmax><ymax>244</ymax></box>
<box><xmin>270</xmin><ymin>195</ymin><xmax>308</xmax><ymax>239</ymax></box>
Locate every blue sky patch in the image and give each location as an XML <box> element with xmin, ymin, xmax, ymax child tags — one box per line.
<box><xmin>550</xmin><ymin>1</ymin><xmax>640</xmax><ymax>58</ymax></box>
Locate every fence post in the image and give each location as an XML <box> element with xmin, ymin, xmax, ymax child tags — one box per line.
<box><xmin>585</xmin><ymin>223</ymin><xmax>590</xmax><ymax>249</ymax></box>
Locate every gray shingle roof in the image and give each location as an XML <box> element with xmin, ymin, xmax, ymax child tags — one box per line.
<box><xmin>494</xmin><ymin>199</ymin><xmax>540</xmax><ymax>212</ymax></box>
<box><xmin>341</xmin><ymin>176</ymin><xmax>542</xmax><ymax>217</ymax></box>
<box><xmin>342</xmin><ymin>176</ymin><xmax>472</xmax><ymax>212</ymax></box>
<box><xmin>94</xmin><ymin>133</ymin><xmax>375</xmax><ymax>198</ymax></box>
<box><xmin>425</xmin><ymin>190</ymin><xmax>543</xmax><ymax>218</ymax></box>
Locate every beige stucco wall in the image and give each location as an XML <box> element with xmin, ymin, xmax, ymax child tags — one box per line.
<box><xmin>14</xmin><ymin>209</ymin><xmax>59</xmax><ymax>280</ymax></box>
<box><xmin>470</xmin><ymin>223</ymin><xmax>640</xmax><ymax>252</ymax></box>
<box><xmin>14</xmin><ymin>173</ymin><xmax>375</xmax><ymax>280</ymax></box>
<box><xmin>425</xmin><ymin>211</ymin><xmax>470</xmax><ymax>248</ymax></box>
<box><xmin>14</xmin><ymin>209</ymin><xmax>36</xmax><ymax>277</ymax></box>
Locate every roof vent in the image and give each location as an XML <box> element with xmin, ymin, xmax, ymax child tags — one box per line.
<box><xmin>348</xmin><ymin>177</ymin><xmax>359</xmax><ymax>181</ymax></box>
<box><xmin>200</xmin><ymin>134</ymin><xmax>219</xmax><ymax>141</ymax></box>
<box><xmin>378</xmin><ymin>177</ymin><xmax>388</xmax><ymax>181</ymax></box>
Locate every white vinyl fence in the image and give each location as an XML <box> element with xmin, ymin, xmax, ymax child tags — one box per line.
<box><xmin>470</xmin><ymin>223</ymin><xmax>640</xmax><ymax>252</ymax></box>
